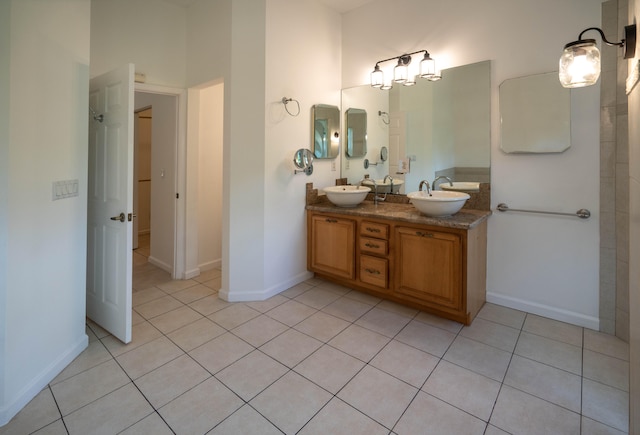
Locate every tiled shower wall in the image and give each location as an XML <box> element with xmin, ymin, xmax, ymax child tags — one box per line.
<box><xmin>600</xmin><ymin>0</ymin><xmax>630</xmax><ymax>341</ymax></box>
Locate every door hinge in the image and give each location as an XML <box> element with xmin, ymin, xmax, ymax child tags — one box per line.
<box><xmin>176</xmin><ymin>193</ymin><xmax>179</xmax><ymax>199</ymax></box>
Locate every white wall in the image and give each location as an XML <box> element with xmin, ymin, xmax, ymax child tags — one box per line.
<box><xmin>197</xmin><ymin>83</ymin><xmax>223</xmax><ymax>271</ymax></box>
<box><xmin>1</xmin><ymin>0</ymin><xmax>90</xmax><ymax>425</ymax></box>
<box><xmin>628</xmin><ymin>0</ymin><xmax>640</xmax><ymax>428</ymax></box>
<box><xmin>262</xmin><ymin>0</ymin><xmax>342</xmax><ymax>295</ymax></box>
<box><xmin>90</xmin><ymin>0</ymin><xmax>187</xmax><ymax>87</ymax></box>
<box><xmin>342</xmin><ymin>0</ymin><xmax>602</xmax><ymax>328</ymax></box>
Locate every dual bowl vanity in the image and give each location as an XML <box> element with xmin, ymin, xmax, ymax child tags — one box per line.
<box><xmin>306</xmin><ymin>183</ymin><xmax>490</xmax><ymax>325</ymax></box>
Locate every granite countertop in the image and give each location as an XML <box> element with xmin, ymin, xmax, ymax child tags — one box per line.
<box><xmin>306</xmin><ymin>200</ymin><xmax>491</xmax><ymax>230</ymax></box>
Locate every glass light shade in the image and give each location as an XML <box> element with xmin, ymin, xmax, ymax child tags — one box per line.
<box><xmin>404</xmin><ymin>76</ymin><xmax>417</xmax><ymax>86</ymax></box>
<box><xmin>394</xmin><ymin>61</ymin><xmax>408</xmax><ymax>83</ymax></box>
<box><xmin>371</xmin><ymin>65</ymin><xmax>384</xmax><ymax>88</ymax></box>
<box><xmin>559</xmin><ymin>40</ymin><xmax>600</xmax><ymax>88</ymax></box>
<box><xmin>427</xmin><ymin>69</ymin><xmax>442</xmax><ymax>81</ymax></box>
<box><xmin>419</xmin><ymin>55</ymin><xmax>435</xmax><ymax>78</ymax></box>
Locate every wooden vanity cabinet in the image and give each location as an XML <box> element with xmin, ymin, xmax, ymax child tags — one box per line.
<box><xmin>307</xmin><ymin>213</ymin><xmax>355</xmax><ymax>280</ymax></box>
<box><xmin>394</xmin><ymin>226</ymin><xmax>462</xmax><ymax>312</ymax></box>
<box><xmin>307</xmin><ymin>210</ymin><xmax>487</xmax><ymax>325</ymax></box>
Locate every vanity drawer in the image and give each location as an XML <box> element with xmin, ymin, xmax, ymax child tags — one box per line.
<box><xmin>360</xmin><ymin>255</ymin><xmax>388</xmax><ymax>288</ymax></box>
<box><xmin>360</xmin><ymin>221</ymin><xmax>389</xmax><ymax>239</ymax></box>
<box><xmin>359</xmin><ymin>237</ymin><xmax>388</xmax><ymax>256</ymax></box>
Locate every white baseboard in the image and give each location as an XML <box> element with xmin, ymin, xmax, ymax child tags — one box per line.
<box><xmin>487</xmin><ymin>291</ymin><xmax>600</xmax><ymax>330</ymax></box>
<box><xmin>198</xmin><ymin>259</ymin><xmax>221</xmax><ymax>272</ymax></box>
<box><xmin>219</xmin><ymin>270</ymin><xmax>314</xmax><ymax>302</ymax></box>
<box><xmin>0</xmin><ymin>334</ymin><xmax>88</xmax><ymax>426</ymax></box>
<box><xmin>148</xmin><ymin>256</ymin><xmax>172</xmax><ymax>274</ymax></box>
<box><xmin>183</xmin><ymin>267</ymin><xmax>200</xmax><ymax>280</ymax></box>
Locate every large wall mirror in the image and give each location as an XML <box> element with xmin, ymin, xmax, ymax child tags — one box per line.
<box><xmin>340</xmin><ymin>60</ymin><xmax>491</xmax><ymax>192</ymax></box>
<box><xmin>345</xmin><ymin>108</ymin><xmax>367</xmax><ymax>158</ymax></box>
<box><xmin>499</xmin><ymin>71</ymin><xmax>571</xmax><ymax>153</ymax></box>
<box><xmin>311</xmin><ymin>104</ymin><xmax>340</xmax><ymax>159</ymax></box>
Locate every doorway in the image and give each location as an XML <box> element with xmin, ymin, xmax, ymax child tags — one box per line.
<box><xmin>134</xmin><ymin>91</ymin><xmax>178</xmax><ymax>276</ymax></box>
<box><xmin>134</xmin><ymin>107</ymin><xmax>152</xmax><ymax>255</ymax></box>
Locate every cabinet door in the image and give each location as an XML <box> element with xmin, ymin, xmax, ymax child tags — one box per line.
<box><xmin>309</xmin><ymin>214</ymin><xmax>355</xmax><ymax>279</ymax></box>
<box><xmin>394</xmin><ymin>227</ymin><xmax>462</xmax><ymax>310</ymax></box>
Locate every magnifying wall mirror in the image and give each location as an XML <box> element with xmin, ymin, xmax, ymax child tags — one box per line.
<box><xmin>311</xmin><ymin>104</ymin><xmax>340</xmax><ymax>159</ymax></box>
<box><xmin>293</xmin><ymin>148</ymin><xmax>314</xmax><ymax>175</ymax></box>
<box><xmin>345</xmin><ymin>108</ymin><xmax>367</xmax><ymax>158</ymax></box>
<box><xmin>380</xmin><ymin>146</ymin><xmax>388</xmax><ymax>162</ymax></box>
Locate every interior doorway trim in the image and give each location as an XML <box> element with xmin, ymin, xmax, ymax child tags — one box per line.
<box><xmin>135</xmin><ymin>83</ymin><xmax>187</xmax><ymax>280</ymax></box>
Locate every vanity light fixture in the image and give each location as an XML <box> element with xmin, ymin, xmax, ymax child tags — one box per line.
<box><xmin>393</xmin><ymin>55</ymin><xmax>411</xmax><ymax>83</ymax></box>
<box><xmin>370</xmin><ymin>49</ymin><xmax>439</xmax><ymax>90</ymax></box>
<box><xmin>559</xmin><ymin>25</ymin><xmax>637</xmax><ymax>88</ymax></box>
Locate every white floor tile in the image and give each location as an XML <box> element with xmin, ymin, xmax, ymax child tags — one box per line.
<box><xmin>6</xmin><ymin>257</ymin><xmax>631</xmax><ymax>435</ymax></box>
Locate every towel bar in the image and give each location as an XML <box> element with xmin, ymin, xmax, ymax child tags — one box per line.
<box><xmin>496</xmin><ymin>203</ymin><xmax>591</xmax><ymax>219</ymax></box>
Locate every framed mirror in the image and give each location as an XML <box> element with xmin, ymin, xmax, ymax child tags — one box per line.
<box><xmin>311</xmin><ymin>104</ymin><xmax>340</xmax><ymax>159</ymax></box>
<box><xmin>345</xmin><ymin>108</ymin><xmax>367</xmax><ymax>158</ymax></box>
<box><xmin>500</xmin><ymin>71</ymin><xmax>571</xmax><ymax>153</ymax></box>
<box><xmin>340</xmin><ymin>60</ymin><xmax>491</xmax><ymax>191</ymax></box>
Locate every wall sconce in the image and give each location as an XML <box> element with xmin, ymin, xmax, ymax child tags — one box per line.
<box><xmin>370</xmin><ymin>50</ymin><xmax>439</xmax><ymax>90</ymax></box>
<box><xmin>559</xmin><ymin>25</ymin><xmax>637</xmax><ymax>88</ymax></box>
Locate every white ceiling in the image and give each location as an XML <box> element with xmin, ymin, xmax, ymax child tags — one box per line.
<box><xmin>162</xmin><ymin>0</ymin><xmax>373</xmax><ymax>14</ymax></box>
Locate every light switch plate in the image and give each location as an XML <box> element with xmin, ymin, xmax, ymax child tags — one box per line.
<box><xmin>52</xmin><ymin>179</ymin><xmax>79</xmax><ymax>201</ymax></box>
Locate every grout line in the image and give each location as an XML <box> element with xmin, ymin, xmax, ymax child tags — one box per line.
<box><xmin>60</xmin><ymin>259</ymin><xmax>625</xmax><ymax>434</ymax></box>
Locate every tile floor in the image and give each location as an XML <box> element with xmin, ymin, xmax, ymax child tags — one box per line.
<box><xmin>0</xmin><ymin>243</ymin><xmax>630</xmax><ymax>434</ymax></box>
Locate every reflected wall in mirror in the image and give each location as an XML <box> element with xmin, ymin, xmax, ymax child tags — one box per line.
<box><xmin>340</xmin><ymin>60</ymin><xmax>491</xmax><ymax>194</ymax></box>
<box><xmin>499</xmin><ymin>71</ymin><xmax>571</xmax><ymax>153</ymax></box>
<box><xmin>340</xmin><ymin>86</ymin><xmax>389</xmax><ymax>183</ymax></box>
<box><xmin>311</xmin><ymin>104</ymin><xmax>340</xmax><ymax>159</ymax></box>
<box><xmin>345</xmin><ymin>108</ymin><xmax>367</xmax><ymax>158</ymax></box>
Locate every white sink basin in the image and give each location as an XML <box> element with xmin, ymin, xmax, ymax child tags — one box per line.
<box><xmin>407</xmin><ymin>190</ymin><xmax>470</xmax><ymax>217</ymax></box>
<box><xmin>440</xmin><ymin>182</ymin><xmax>480</xmax><ymax>192</ymax></box>
<box><xmin>362</xmin><ymin>178</ymin><xmax>405</xmax><ymax>194</ymax></box>
<box><xmin>324</xmin><ymin>185</ymin><xmax>371</xmax><ymax>207</ymax></box>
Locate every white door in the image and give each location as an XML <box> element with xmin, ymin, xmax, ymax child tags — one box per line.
<box><xmin>87</xmin><ymin>64</ymin><xmax>134</xmax><ymax>344</ymax></box>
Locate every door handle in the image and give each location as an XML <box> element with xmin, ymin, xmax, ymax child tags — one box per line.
<box><xmin>110</xmin><ymin>212</ymin><xmax>126</xmax><ymax>223</ymax></box>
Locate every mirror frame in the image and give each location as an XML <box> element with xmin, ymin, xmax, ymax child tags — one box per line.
<box><xmin>345</xmin><ymin>108</ymin><xmax>367</xmax><ymax>158</ymax></box>
<box><xmin>311</xmin><ymin>104</ymin><xmax>340</xmax><ymax>159</ymax></box>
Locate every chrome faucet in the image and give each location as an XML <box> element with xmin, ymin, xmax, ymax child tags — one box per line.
<box><xmin>419</xmin><ymin>180</ymin><xmax>431</xmax><ymax>195</ymax></box>
<box><xmin>360</xmin><ymin>178</ymin><xmax>386</xmax><ymax>205</ymax></box>
<box><xmin>383</xmin><ymin>175</ymin><xmax>394</xmax><ymax>194</ymax></box>
<box><xmin>432</xmin><ymin>175</ymin><xmax>453</xmax><ymax>191</ymax></box>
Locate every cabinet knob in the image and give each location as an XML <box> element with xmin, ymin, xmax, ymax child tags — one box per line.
<box><xmin>365</xmin><ymin>243</ymin><xmax>380</xmax><ymax>249</ymax></box>
<box><xmin>326</xmin><ymin>218</ymin><xmax>338</xmax><ymax>223</ymax></box>
<box><xmin>365</xmin><ymin>227</ymin><xmax>381</xmax><ymax>233</ymax></box>
<box><xmin>416</xmin><ymin>231</ymin><xmax>434</xmax><ymax>238</ymax></box>
<box><xmin>365</xmin><ymin>268</ymin><xmax>381</xmax><ymax>275</ymax></box>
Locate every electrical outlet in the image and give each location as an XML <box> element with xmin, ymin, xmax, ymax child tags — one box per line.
<box><xmin>346</xmin><ymin>160</ymin><xmax>350</xmax><ymax>169</ymax></box>
<box><xmin>331</xmin><ymin>160</ymin><xmax>336</xmax><ymax>171</ymax></box>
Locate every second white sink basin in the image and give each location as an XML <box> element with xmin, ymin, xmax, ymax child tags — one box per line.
<box><xmin>362</xmin><ymin>178</ymin><xmax>405</xmax><ymax>194</ymax></box>
<box><xmin>407</xmin><ymin>190</ymin><xmax>470</xmax><ymax>217</ymax></box>
<box><xmin>440</xmin><ymin>182</ymin><xmax>480</xmax><ymax>192</ymax></box>
<box><xmin>324</xmin><ymin>185</ymin><xmax>371</xmax><ymax>207</ymax></box>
